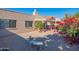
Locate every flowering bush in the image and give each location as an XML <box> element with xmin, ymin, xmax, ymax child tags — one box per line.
<box><xmin>57</xmin><ymin>16</ymin><xmax>79</xmax><ymax>44</ymax></box>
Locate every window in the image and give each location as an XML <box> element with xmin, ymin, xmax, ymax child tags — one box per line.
<box><xmin>0</xmin><ymin>19</ymin><xmax>16</xmax><ymax>29</ymax></box>
<box><xmin>0</xmin><ymin>19</ymin><xmax>4</xmax><ymax>29</ymax></box>
<box><xmin>25</xmin><ymin>21</ymin><xmax>33</xmax><ymax>27</ymax></box>
<box><xmin>9</xmin><ymin>20</ymin><xmax>16</xmax><ymax>28</ymax></box>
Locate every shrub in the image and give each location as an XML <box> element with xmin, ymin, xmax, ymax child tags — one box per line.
<box><xmin>56</xmin><ymin>13</ymin><xmax>79</xmax><ymax>44</ymax></box>
<box><xmin>66</xmin><ymin>26</ymin><xmax>78</xmax><ymax>38</ymax></box>
<box><xmin>34</xmin><ymin>21</ymin><xmax>43</xmax><ymax>30</ymax></box>
<box><xmin>57</xmin><ymin>17</ymin><xmax>79</xmax><ymax>37</ymax></box>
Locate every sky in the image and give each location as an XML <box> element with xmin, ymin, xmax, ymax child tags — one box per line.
<box><xmin>4</xmin><ymin>8</ymin><xmax>79</xmax><ymax>18</ymax></box>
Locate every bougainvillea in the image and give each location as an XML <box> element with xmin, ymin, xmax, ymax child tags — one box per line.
<box><xmin>56</xmin><ymin>16</ymin><xmax>79</xmax><ymax>44</ymax></box>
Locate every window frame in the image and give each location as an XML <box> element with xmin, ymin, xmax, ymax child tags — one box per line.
<box><xmin>25</xmin><ymin>21</ymin><xmax>33</xmax><ymax>28</ymax></box>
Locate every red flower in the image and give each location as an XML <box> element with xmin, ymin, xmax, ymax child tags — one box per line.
<box><xmin>56</xmin><ymin>17</ymin><xmax>79</xmax><ymax>31</ymax></box>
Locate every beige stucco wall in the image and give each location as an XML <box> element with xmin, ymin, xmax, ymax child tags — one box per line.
<box><xmin>0</xmin><ymin>9</ymin><xmax>35</xmax><ymax>30</ymax></box>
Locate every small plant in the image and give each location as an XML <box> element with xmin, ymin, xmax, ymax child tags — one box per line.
<box><xmin>34</xmin><ymin>21</ymin><xmax>43</xmax><ymax>30</ymax></box>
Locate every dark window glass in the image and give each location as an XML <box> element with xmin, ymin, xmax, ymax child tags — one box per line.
<box><xmin>0</xmin><ymin>19</ymin><xmax>4</xmax><ymax>29</ymax></box>
<box><xmin>25</xmin><ymin>21</ymin><xmax>33</xmax><ymax>27</ymax></box>
<box><xmin>9</xmin><ymin>20</ymin><xmax>16</xmax><ymax>28</ymax></box>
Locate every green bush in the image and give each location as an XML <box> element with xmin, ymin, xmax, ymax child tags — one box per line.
<box><xmin>66</xmin><ymin>26</ymin><xmax>78</xmax><ymax>37</ymax></box>
<box><xmin>34</xmin><ymin>21</ymin><xmax>43</xmax><ymax>30</ymax></box>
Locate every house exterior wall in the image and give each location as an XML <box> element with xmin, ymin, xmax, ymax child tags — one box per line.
<box><xmin>0</xmin><ymin>9</ymin><xmax>35</xmax><ymax>30</ymax></box>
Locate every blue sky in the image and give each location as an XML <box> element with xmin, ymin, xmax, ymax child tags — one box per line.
<box><xmin>5</xmin><ymin>8</ymin><xmax>79</xmax><ymax>18</ymax></box>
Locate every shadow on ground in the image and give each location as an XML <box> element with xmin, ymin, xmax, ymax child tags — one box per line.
<box><xmin>0</xmin><ymin>29</ymin><xmax>30</xmax><ymax>51</ymax></box>
<box><xmin>0</xmin><ymin>29</ymin><xmax>79</xmax><ymax>51</ymax></box>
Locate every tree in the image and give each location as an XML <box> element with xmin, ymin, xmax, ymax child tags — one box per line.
<box><xmin>64</xmin><ymin>13</ymin><xmax>69</xmax><ymax>19</ymax></box>
<box><xmin>74</xmin><ymin>12</ymin><xmax>79</xmax><ymax>17</ymax></box>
